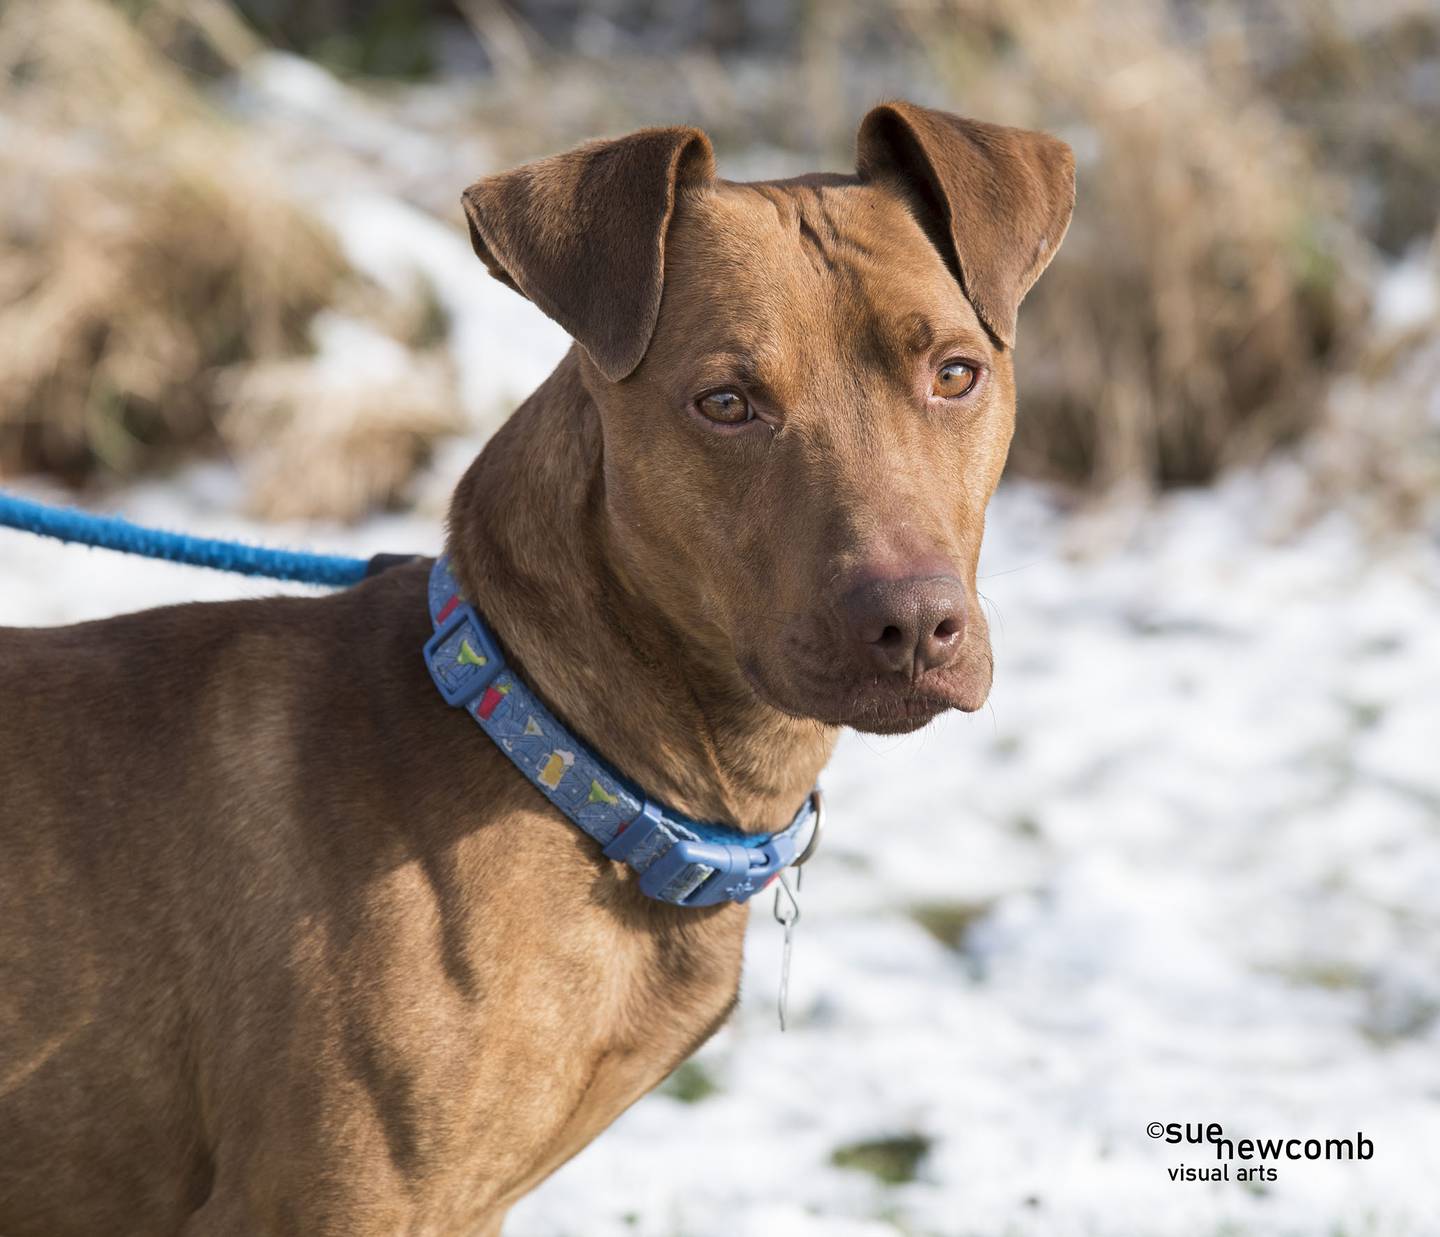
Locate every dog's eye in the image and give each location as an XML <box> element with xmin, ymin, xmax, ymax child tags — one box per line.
<box><xmin>932</xmin><ymin>361</ymin><xmax>978</xmax><ymax>399</ymax></box>
<box><xmin>696</xmin><ymin>389</ymin><xmax>752</xmax><ymax>424</ymax></box>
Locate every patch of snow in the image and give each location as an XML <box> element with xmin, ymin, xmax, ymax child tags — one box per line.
<box><xmin>1374</xmin><ymin>246</ymin><xmax>1439</xmax><ymax>338</ymax></box>
<box><xmin>322</xmin><ymin>192</ymin><xmax>570</xmax><ymax>426</ymax></box>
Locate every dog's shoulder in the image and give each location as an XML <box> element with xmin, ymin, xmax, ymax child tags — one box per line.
<box><xmin>0</xmin><ymin>559</ymin><xmax>430</xmax><ymax>692</ymax></box>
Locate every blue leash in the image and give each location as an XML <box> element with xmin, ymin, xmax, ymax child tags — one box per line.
<box><xmin>0</xmin><ymin>491</ymin><xmax>373</xmax><ymax>588</ymax></box>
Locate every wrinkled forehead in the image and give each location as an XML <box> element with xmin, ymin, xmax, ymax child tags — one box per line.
<box><xmin>651</xmin><ymin>177</ymin><xmax>991</xmax><ymax>391</ymax></box>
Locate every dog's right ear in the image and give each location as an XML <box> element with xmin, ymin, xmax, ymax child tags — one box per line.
<box><xmin>462</xmin><ymin>128</ymin><xmax>716</xmax><ymax>382</ymax></box>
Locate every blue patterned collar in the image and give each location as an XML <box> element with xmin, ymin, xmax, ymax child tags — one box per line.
<box><xmin>422</xmin><ymin>557</ymin><xmax>822</xmax><ymax>906</ymax></box>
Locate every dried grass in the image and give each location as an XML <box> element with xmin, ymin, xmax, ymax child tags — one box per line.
<box><xmin>0</xmin><ymin>0</ymin><xmax>341</xmax><ymax>479</ymax></box>
<box><xmin>3</xmin><ymin>0</ymin><xmax>1417</xmax><ymax>512</ymax></box>
<box><xmin>0</xmin><ymin>0</ymin><xmax>470</xmax><ymax>522</ymax></box>
<box><xmin>218</xmin><ymin>311</ymin><xmax>462</xmax><ymax>522</ymax></box>
<box><xmin>1302</xmin><ymin>231</ymin><xmax>1440</xmax><ymax>535</ymax></box>
<box><xmin>1203</xmin><ymin>0</ymin><xmax>1440</xmax><ymax>258</ymax></box>
<box><xmin>895</xmin><ymin>0</ymin><xmax>1367</xmax><ymax>489</ymax></box>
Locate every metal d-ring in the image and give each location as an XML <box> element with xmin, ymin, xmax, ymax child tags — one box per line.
<box><xmin>794</xmin><ymin>788</ymin><xmax>824</xmax><ymax>868</ymax></box>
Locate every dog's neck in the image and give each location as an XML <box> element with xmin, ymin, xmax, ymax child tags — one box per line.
<box><xmin>445</xmin><ymin>348</ymin><xmax>837</xmax><ymax>833</ymax></box>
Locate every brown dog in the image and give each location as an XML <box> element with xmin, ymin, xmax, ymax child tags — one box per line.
<box><xmin>0</xmin><ymin>102</ymin><xmax>1072</xmax><ymax>1235</ymax></box>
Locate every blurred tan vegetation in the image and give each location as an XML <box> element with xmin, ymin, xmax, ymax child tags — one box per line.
<box><xmin>910</xmin><ymin>0</ymin><xmax>1361</xmax><ymax>488</ymax></box>
<box><xmin>1</xmin><ymin>0</ymin><xmax>1437</xmax><ymax>522</ymax></box>
<box><xmin>0</xmin><ymin>0</ymin><xmax>341</xmax><ymax>479</ymax></box>
<box><xmin>0</xmin><ymin>0</ymin><xmax>461</xmax><ymax>517</ymax></box>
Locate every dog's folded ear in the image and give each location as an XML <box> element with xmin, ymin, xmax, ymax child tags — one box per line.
<box><xmin>462</xmin><ymin>128</ymin><xmax>716</xmax><ymax>381</ymax></box>
<box><xmin>856</xmin><ymin>102</ymin><xmax>1075</xmax><ymax>349</ymax></box>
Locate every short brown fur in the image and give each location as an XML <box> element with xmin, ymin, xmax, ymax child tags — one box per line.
<box><xmin>0</xmin><ymin>103</ymin><xmax>1072</xmax><ymax>1234</ymax></box>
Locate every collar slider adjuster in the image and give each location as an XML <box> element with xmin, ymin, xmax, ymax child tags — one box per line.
<box><xmin>423</xmin><ymin>599</ymin><xmax>504</xmax><ymax>709</ymax></box>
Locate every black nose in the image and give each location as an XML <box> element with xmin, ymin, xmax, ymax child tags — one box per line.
<box><xmin>842</xmin><ymin>575</ymin><xmax>967</xmax><ymax>677</ymax></box>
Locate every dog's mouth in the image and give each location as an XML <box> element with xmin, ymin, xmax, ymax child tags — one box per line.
<box><xmin>824</xmin><ymin>685</ymin><xmax>955</xmax><ymax>735</ymax></box>
<box><xmin>740</xmin><ymin>654</ymin><xmax>991</xmax><ymax>735</ymax></box>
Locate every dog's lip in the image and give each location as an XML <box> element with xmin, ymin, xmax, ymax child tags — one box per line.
<box><xmin>815</xmin><ymin>687</ymin><xmax>955</xmax><ymax>732</ymax></box>
<box><xmin>739</xmin><ymin>659</ymin><xmax>966</xmax><ymax>731</ymax></box>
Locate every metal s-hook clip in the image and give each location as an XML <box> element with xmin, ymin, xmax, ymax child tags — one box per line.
<box><xmin>772</xmin><ymin>869</ymin><xmax>801</xmax><ymax>1031</ymax></box>
<box><xmin>772</xmin><ymin>788</ymin><xmax>824</xmax><ymax>1031</ymax></box>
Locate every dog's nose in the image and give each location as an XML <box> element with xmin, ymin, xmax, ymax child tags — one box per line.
<box><xmin>842</xmin><ymin>575</ymin><xmax>967</xmax><ymax>677</ymax></box>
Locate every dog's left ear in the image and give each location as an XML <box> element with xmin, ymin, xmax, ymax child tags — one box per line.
<box><xmin>462</xmin><ymin>127</ymin><xmax>716</xmax><ymax>381</ymax></box>
<box><xmin>856</xmin><ymin>102</ymin><xmax>1075</xmax><ymax>348</ymax></box>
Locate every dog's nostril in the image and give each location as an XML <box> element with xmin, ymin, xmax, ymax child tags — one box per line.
<box><xmin>843</xmin><ymin>571</ymin><xmax>968</xmax><ymax>676</ymax></box>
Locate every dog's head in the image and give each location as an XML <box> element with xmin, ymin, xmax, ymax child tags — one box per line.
<box><xmin>463</xmin><ymin>103</ymin><xmax>1073</xmax><ymax>734</ymax></box>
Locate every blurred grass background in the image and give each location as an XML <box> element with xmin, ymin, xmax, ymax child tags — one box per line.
<box><xmin>1</xmin><ymin>0</ymin><xmax>1436</xmax><ymax>523</ymax></box>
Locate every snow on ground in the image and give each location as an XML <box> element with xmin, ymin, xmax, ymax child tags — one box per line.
<box><xmin>3</xmin><ymin>456</ymin><xmax>1437</xmax><ymax>1237</ymax></box>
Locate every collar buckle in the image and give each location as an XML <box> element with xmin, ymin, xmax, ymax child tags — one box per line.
<box><xmin>677</xmin><ymin>789</ymin><xmax>824</xmax><ymax>907</ymax></box>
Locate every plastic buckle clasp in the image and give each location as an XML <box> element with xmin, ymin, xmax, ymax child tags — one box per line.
<box><xmin>684</xmin><ymin>789</ymin><xmax>823</xmax><ymax>906</ymax></box>
<box><xmin>650</xmin><ymin>838</ymin><xmax>757</xmax><ymax>906</ymax></box>
<box><xmin>423</xmin><ymin>600</ymin><xmax>503</xmax><ymax>708</ymax></box>
<box><xmin>604</xmin><ymin>802</ymin><xmax>761</xmax><ymax>907</ymax></box>
<box><xmin>603</xmin><ymin>793</ymin><xmax>825</xmax><ymax>907</ymax></box>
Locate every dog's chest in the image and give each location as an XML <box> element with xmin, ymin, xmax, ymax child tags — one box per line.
<box><xmin>357</xmin><ymin>873</ymin><xmax>747</xmax><ymax>1224</ymax></box>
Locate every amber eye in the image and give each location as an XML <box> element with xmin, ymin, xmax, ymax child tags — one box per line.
<box><xmin>932</xmin><ymin>361</ymin><xmax>978</xmax><ymax>399</ymax></box>
<box><xmin>696</xmin><ymin>389</ymin><xmax>752</xmax><ymax>424</ymax></box>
